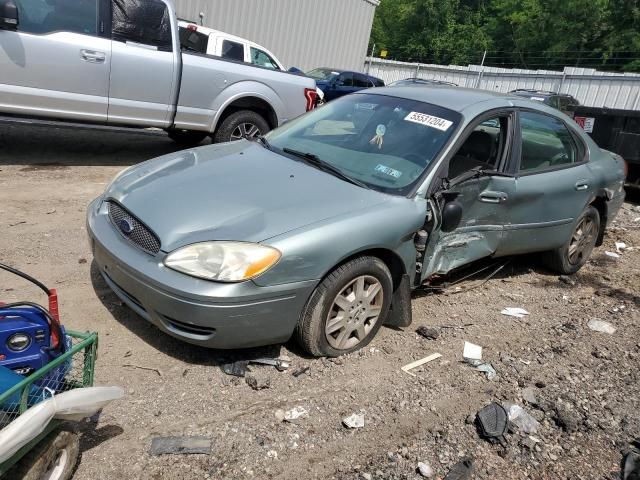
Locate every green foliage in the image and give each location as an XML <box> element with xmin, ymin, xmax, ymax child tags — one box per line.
<box><xmin>370</xmin><ymin>0</ymin><xmax>640</xmax><ymax>72</ymax></box>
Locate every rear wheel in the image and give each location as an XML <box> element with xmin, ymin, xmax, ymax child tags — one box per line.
<box><xmin>167</xmin><ymin>129</ymin><xmax>208</xmax><ymax>147</ymax></box>
<box><xmin>9</xmin><ymin>428</ymin><xmax>80</xmax><ymax>480</ymax></box>
<box><xmin>543</xmin><ymin>205</ymin><xmax>600</xmax><ymax>274</ymax></box>
<box><xmin>295</xmin><ymin>256</ymin><xmax>392</xmax><ymax>357</ymax></box>
<box><xmin>213</xmin><ymin>110</ymin><xmax>270</xmax><ymax>144</ymax></box>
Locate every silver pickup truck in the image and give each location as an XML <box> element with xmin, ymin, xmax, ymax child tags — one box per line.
<box><xmin>0</xmin><ymin>0</ymin><xmax>317</xmax><ymax>145</ymax></box>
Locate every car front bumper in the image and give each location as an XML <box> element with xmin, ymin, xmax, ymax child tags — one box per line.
<box><xmin>87</xmin><ymin>197</ymin><xmax>317</xmax><ymax>349</ymax></box>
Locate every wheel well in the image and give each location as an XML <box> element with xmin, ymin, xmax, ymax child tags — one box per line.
<box><xmin>590</xmin><ymin>196</ymin><xmax>607</xmax><ymax>246</ymax></box>
<box><xmin>332</xmin><ymin>249</ymin><xmax>407</xmax><ymax>292</ymax></box>
<box><xmin>215</xmin><ymin>97</ymin><xmax>278</xmax><ymax>132</ymax></box>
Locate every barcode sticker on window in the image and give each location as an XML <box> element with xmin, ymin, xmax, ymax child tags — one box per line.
<box><xmin>404</xmin><ymin>112</ymin><xmax>453</xmax><ymax>131</ymax></box>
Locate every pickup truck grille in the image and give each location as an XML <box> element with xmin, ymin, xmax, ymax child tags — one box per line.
<box><xmin>107</xmin><ymin>201</ymin><xmax>161</xmax><ymax>255</ymax></box>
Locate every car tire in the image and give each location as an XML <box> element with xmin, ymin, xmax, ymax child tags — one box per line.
<box><xmin>213</xmin><ymin>110</ymin><xmax>270</xmax><ymax>144</ymax></box>
<box><xmin>543</xmin><ymin>205</ymin><xmax>600</xmax><ymax>275</ymax></box>
<box><xmin>8</xmin><ymin>428</ymin><xmax>80</xmax><ymax>480</ymax></box>
<box><xmin>295</xmin><ymin>256</ymin><xmax>393</xmax><ymax>357</ymax></box>
<box><xmin>167</xmin><ymin>129</ymin><xmax>209</xmax><ymax>147</ymax></box>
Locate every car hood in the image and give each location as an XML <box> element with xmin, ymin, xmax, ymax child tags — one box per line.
<box><xmin>107</xmin><ymin>141</ymin><xmax>390</xmax><ymax>252</ymax></box>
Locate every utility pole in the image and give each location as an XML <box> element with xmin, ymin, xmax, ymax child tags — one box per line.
<box><xmin>475</xmin><ymin>50</ymin><xmax>487</xmax><ymax>88</ymax></box>
<box><xmin>367</xmin><ymin>43</ymin><xmax>375</xmax><ymax>74</ymax></box>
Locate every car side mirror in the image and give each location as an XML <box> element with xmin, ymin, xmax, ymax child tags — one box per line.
<box><xmin>441</xmin><ymin>201</ymin><xmax>463</xmax><ymax>232</ymax></box>
<box><xmin>0</xmin><ymin>0</ymin><xmax>18</xmax><ymax>30</ymax></box>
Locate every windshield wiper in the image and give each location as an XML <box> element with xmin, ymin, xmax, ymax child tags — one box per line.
<box><xmin>282</xmin><ymin>148</ymin><xmax>370</xmax><ymax>189</ymax></box>
<box><xmin>252</xmin><ymin>135</ymin><xmax>272</xmax><ymax>150</ymax></box>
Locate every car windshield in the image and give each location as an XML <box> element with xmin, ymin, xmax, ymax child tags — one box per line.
<box><xmin>307</xmin><ymin>68</ymin><xmax>340</xmax><ymax>81</ymax></box>
<box><xmin>266</xmin><ymin>94</ymin><xmax>461</xmax><ymax>195</ymax></box>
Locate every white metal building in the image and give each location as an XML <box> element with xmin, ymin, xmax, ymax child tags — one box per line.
<box><xmin>173</xmin><ymin>0</ymin><xmax>379</xmax><ymax>72</ymax></box>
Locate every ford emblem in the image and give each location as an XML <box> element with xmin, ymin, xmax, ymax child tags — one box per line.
<box><xmin>118</xmin><ymin>218</ymin><xmax>134</xmax><ymax>235</ymax></box>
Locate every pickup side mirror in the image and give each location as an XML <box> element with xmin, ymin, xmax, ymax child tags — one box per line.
<box><xmin>0</xmin><ymin>0</ymin><xmax>18</xmax><ymax>29</ymax></box>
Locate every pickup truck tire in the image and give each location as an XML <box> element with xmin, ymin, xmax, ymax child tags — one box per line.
<box><xmin>543</xmin><ymin>205</ymin><xmax>600</xmax><ymax>274</ymax></box>
<box><xmin>167</xmin><ymin>129</ymin><xmax>209</xmax><ymax>147</ymax></box>
<box><xmin>213</xmin><ymin>110</ymin><xmax>270</xmax><ymax>143</ymax></box>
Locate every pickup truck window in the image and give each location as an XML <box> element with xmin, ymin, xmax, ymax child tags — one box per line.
<box><xmin>250</xmin><ymin>47</ymin><xmax>279</xmax><ymax>70</ymax></box>
<box><xmin>13</xmin><ymin>0</ymin><xmax>98</xmax><ymax>35</ymax></box>
<box><xmin>179</xmin><ymin>26</ymin><xmax>207</xmax><ymax>54</ymax></box>
<box><xmin>221</xmin><ymin>39</ymin><xmax>244</xmax><ymax>62</ymax></box>
<box><xmin>112</xmin><ymin>0</ymin><xmax>172</xmax><ymax>51</ymax></box>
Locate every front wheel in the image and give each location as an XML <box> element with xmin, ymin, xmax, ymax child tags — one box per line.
<box><xmin>543</xmin><ymin>205</ymin><xmax>600</xmax><ymax>274</ymax></box>
<box><xmin>9</xmin><ymin>428</ymin><xmax>80</xmax><ymax>480</ymax></box>
<box><xmin>295</xmin><ymin>256</ymin><xmax>392</xmax><ymax>357</ymax></box>
<box><xmin>213</xmin><ymin>110</ymin><xmax>270</xmax><ymax>144</ymax></box>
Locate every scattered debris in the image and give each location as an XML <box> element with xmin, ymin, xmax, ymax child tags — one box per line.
<box><xmin>417</xmin><ymin>461</ymin><xmax>434</xmax><ymax>478</ymax></box>
<box><xmin>559</xmin><ymin>275</ymin><xmax>576</xmax><ymax>286</ymax></box>
<box><xmin>401</xmin><ymin>353</ymin><xmax>442</xmax><ymax>377</ymax></box>
<box><xmin>149</xmin><ymin>436</ymin><xmax>211</xmax><ymax>456</ymax></box>
<box><xmin>251</xmin><ymin>357</ymin><xmax>291</xmax><ymax>371</ymax></box>
<box><xmin>222</xmin><ymin>360</ymin><xmax>250</xmax><ymax>377</ymax></box>
<box><xmin>416</xmin><ymin>326</ymin><xmax>440</xmax><ymax>340</ymax></box>
<box><xmin>476</xmin><ymin>403</ymin><xmax>508</xmax><ymax>446</ymax></box>
<box><xmin>616</xmin><ymin>242</ymin><xmax>628</xmax><ymax>253</ymax></box>
<box><xmin>443</xmin><ymin>457</ymin><xmax>474</xmax><ymax>480</ymax></box>
<box><xmin>605</xmin><ymin>251</ymin><xmax>621</xmax><ymax>258</ymax></box>
<box><xmin>521</xmin><ymin>387</ymin><xmax>538</xmax><ymax>405</ymax></box>
<box><xmin>283</xmin><ymin>406</ymin><xmax>309</xmax><ymax>424</ymax></box>
<box><xmin>504</xmin><ymin>403</ymin><xmax>539</xmax><ymax>434</ymax></box>
<box><xmin>245</xmin><ymin>372</ymin><xmax>271</xmax><ymax>390</ymax></box>
<box><xmin>462</xmin><ymin>341</ymin><xmax>482</xmax><ymax>361</ymax></box>
<box><xmin>8</xmin><ymin>220</ymin><xmax>26</xmax><ymax>227</ymax></box>
<box><xmin>623</xmin><ymin>444</ymin><xmax>640</xmax><ymax>480</ymax></box>
<box><xmin>587</xmin><ymin>319</ymin><xmax>617</xmax><ymax>334</ymax></box>
<box><xmin>440</xmin><ymin>323</ymin><xmax>474</xmax><ymax>330</ymax></box>
<box><xmin>472</xmin><ymin>362</ymin><xmax>497</xmax><ymax>380</ymax></box>
<box><xmin>122</xmin><ymin>363</ymin><xmax>163</xmax><ymax>377</ymax></box>
<box><xmin>343</xmin><ymin>412</ymin><xmax>365</xmax><ymax>429</ymax></box>
<box><xmin>46</xmin><ymin>208</ymin><xmax>56</xmax><ymax>214</ymax></box>
<box><xmin>501</xmin><ymin>307</ymin><xmax>530</xmax><ymax>318</ymax></box>
<box><xmin>291</xmin><ymin>366</ymin><xmax>310</xmax><ymax>377</ymax></box>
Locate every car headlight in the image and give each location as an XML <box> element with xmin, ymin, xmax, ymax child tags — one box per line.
<box><xmin>164</xmin><ymin>242</ymin><xmax>281</xmax><ymax>282</ymax></box>
<box><xmin>7</xmin><ymin>333</ymin><xmax>31</xmax><ymax>352</ymax></box>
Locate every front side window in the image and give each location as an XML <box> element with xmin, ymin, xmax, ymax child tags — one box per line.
<box><xmin>338</xmin><ymin>72</ymin><xmax>354</xmax><ymax>87</ymax></box>
<box><xmin>112</xmin><ymin>0</ymin><xmax>172</xmax><ymax>51</ymax></box>
<box><xmin>266</xmin><ymin>94</ymin><xmax>461</xmax><ymax>195</ymax></box>
<box><xmin>250</xmin><ymin>47</ymin><xmax>279</xmax><ymax>69</ymax></box>
<box><xmin>14</xmin><ymin>0</ymin><xmax>97</xmax><ymax>35</ymax></box>
<box><xmin>519</xmin><ymin>112</ymin><xmax>580</xmax><ymax>172</ymax></box>
<box><xmin>221</xmin><ymin>39</ymin><xmax>244</xmax><ymax>61</ymax></box>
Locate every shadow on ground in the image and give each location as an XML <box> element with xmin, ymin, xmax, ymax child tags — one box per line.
<box><xmin>0</xmin><ymin>124</ymin><xmax>208</xmax><ymax>167</ymax></box>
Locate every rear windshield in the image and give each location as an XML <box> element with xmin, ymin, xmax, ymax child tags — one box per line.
<box><xmin>267</xmin><ymin>93</ymin><xmax>461</xmax><ymax>195</ymax></box>
<box><xmin>307</xmin><ymin>68</ymin><xmax>340</xmax><ymax>81</ymax></box>
<box><xmin>179</xmin><ymin>26</ymin><xmax>208</xmax><ymax>53</ymax></box>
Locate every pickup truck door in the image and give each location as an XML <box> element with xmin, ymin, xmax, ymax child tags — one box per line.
<box><xmin>107</xmin><ymin>0</ymin><xmax>178</xmax><ymax>127</ymax></box>
<box><xmin>0</xmin><ymin>0</ymin><xmax>111</xmax><ymax>122</ymax></box>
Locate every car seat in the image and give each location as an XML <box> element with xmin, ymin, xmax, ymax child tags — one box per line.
<box><xmin>448</xmin><ymin>130</ymin><xmax>494</xmax><ymax>178</ymax></box>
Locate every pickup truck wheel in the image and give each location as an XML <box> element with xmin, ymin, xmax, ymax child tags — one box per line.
<box><xmin>295</xmin><ymin>256</ymin><xmax>392</xmax><ymax>357</ymax></box>
<box><xmin>214</xmin><ymin>110</ymin><xmax>270</xmax><ymax>143</ymax></box>
<box><xmin>543</xmin><ymin>205</ymin><xmax>600</xmax><ymax>274</ymax></box>
<box><xmin>167</xmin><ymin>129</ymin><xmax>208</xmax><ymax>147</ymax></box>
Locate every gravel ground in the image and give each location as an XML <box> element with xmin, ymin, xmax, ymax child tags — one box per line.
<box><xmin>1</xmin><ymin>124</ymin><xmax>639</xmax><ymax>480</ymax></box>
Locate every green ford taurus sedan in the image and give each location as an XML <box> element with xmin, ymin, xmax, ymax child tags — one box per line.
<box><xmin>87</xmin><ymin>87</ymin><xmax>626</xmax><ymax>356</ymax></box>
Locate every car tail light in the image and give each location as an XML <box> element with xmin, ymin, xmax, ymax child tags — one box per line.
<box><xmin>304</xmin><ymin>88</ymin><xmax>317</xmax><ymax>111</ymax></box>
<box><xmin>187</xmin><ymin>24</ymin><xmax>198</xmax><ymax>31</ymax></box>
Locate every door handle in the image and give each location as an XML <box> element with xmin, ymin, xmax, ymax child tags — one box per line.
<box><xmin>479</xmin><ymin>191</ymin><xmax>508</xmax><ymax>203</ymax></box>
<box><xmin>575</xmin><ymin>180</ymin><xmax>590</xmax><ymax>191</ymax></box>
<box><xmin>80</xmin><ymin>49</ymin><xmax>106</xmax><ymax>63</ymax></box>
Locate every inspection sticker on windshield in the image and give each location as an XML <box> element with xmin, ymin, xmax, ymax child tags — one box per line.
<box><xmin>404</xmin><ymin>112</ymin><xmax>453</xmax><ymax>131</ymax></box>
<box><xmin>375</xmin><ymin>164</ymin><xmax>402</xmax><ymax>178</ymax></box>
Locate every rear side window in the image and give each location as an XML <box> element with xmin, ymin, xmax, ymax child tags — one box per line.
<box><xmin>112</xmin><ymin>0</ymin><xmax>172</xmax><ymax>51</ymax></box>
<box><xmin>221</xmin><ymin>40</ymin><xmax>244</xmax><ymax>61</ymax></box>
<box><xmin>353</xmin><ymin>74</ymin><xmax>371</xmax><ymax>88</ymax></box>
<box><xmin>373</xmin><ymin>78</ymin><xmax>385</xmax><ymax>87</ymax></box>
<box><xmin>179</xmin><ymin>26</ymin><xmax>208</xmax><ymax>54</ymax></box>
<box><xmin>250</xmin><ymin>47</ymin><xmax>279</xmax><ymax>69</ymax></box>
<box><xmin>14</xmin><ymin>0</ymin><xmax>98</xmax><ymax>35</ymax></box>
<box><xmin>519</xmin><ymin>112</ymin><xmax>580</xmax><ymax>173</ymax></box>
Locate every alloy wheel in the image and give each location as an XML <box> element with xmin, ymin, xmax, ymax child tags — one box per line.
<box><xmin>568</xmin><ymin>215</ymin><xmax>597</xmax><ymax>265</ymax></box>
<box><xmin>230</xmin><ymin>122</ymin><xmax>261</xmax><ymax>141</ymax></box>
<box><xmin>42</xmin><ymin>449</ymin><xmax>68</xmax><ymax>480</ymax></box>
<box><xmin>325</xmin><ymin>275</ymin><xmax>384</xmax><ymax>350</ymax></box>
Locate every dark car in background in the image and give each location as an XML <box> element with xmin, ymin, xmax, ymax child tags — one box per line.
<box><xmin>308</xmin><ymin>68</ymin><xmax>385</xmax><ymax>102</ymax></box>
<box><xmin>389</xmin><ymin>78</ymin><xmax>458</xmax><ymax>87</ymax></box>
<box><xmin>509</xmin><ymin>89</ymin><xmax>580</xmax><ymax>116</ymax></box>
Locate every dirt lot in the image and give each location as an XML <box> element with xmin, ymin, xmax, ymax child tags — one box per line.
<box><xmin>1</xmin><ymin>123</ymin><xmax>639</xmax><ymax>480</ymax></box>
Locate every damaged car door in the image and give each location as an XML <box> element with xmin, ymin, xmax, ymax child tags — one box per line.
<box><xmin>420</xmin><ymin>112</ymin><xmax>517</xmax><ymax>278</ymax></box>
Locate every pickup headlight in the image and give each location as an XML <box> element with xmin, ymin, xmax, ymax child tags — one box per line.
<box><xmin>164</xmin><ymin>242</ymin><xmax>281</xmax><ymax>282</ymax></box>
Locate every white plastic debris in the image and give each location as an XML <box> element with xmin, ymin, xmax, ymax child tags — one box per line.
<box><xmin>504</xmin><ymin>403</ymin><xmax>539</xmax><ymax>434</ymax></box>
<box><xmin>283</xmin><ymin>406</ymin><xmax>309</xmax><ymax>423</ymax></box>
<box><xmin>587</xmin><ymin>319</ymin><xmax>616</xmax><ymax>334</ymax></box>
<box><xmin>615</xmin><ymin>242</ymin><xmax>627</xmax><ymax>253</ymax></box>
<box><xmin>501</xmin><ymin>307</ymin><xmax>530</xmax><ymax>318</ymax></box>
<box><xmin>463</xmin><ymin>341</ymin><xmax>482</xmax><ymax>361</ymax></box>
<box><xmin>417</xmin><ymin>461</ymin><xmax>434</xmax><ymax>478</ymax></box>
<box><xmin>343</xmin><ymin>412</ymin><xmax>365</xmax><ymax>429</ymax></box>
<box><xmin>474</xmin><ymin>362</ymin><xmax>497</xmax><ymax>380</ymax></box>
<box><xmin>605</xmin><ymin>251</ymin><xmax>620</xmax><ymax>258</ymax></box>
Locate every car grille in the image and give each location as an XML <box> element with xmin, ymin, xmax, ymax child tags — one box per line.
<box><xmin>107</xmin><ymin>201</ymin><xmax>161</xmax><ymax>254</ymax></box>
